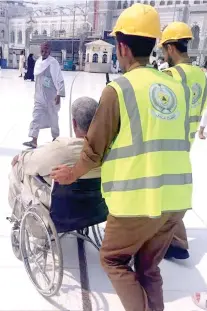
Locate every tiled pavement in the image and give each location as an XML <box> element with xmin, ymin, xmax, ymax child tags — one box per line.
<box><xmin>0</xmin><ymin>69</ymin><xmax>206</xmax><ymax>310</ymax></box>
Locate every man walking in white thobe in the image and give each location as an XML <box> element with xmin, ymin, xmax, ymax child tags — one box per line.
<box><xmin>23</xmin><ymin>42</ymin><xmax>65</xmax><ymax>148</ymax></box>
<box><xmin>19</xmin><ymin>51</ymin><xmax>25</xmax><ymax>77</ymax></box>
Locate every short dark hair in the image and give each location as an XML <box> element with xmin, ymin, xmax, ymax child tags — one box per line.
<box><xmin>116</xmin><ymin>32</ymin><xmax>156</xmax><ymax>58</ymax></box>
<box><xmin>163</xmin><ymin>39</ymin><xmax>190</xmax><ymax>53</ymax></box>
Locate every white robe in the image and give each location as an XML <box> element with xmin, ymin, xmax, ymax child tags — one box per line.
<box><xmin>19</xmin><ymin>54</ymin><xmax>25</xmax><ymax>74</ymax></box>
<box><xmin>13</xmin><ymin>54</ymin><xmax>17</xmax><ymax>69</ymax></box>
<box><xmin>29</xmin><ymin>56</ymin><xmax>65</xmax><ymax>139</ymax></box>
<box><xmin>8</xmin><ymin>137</ymin><xmax>100</xmax><ymax>213</ymax></box>
<box><xmin>8</xmin><ymin>138</ymin><xmax>101</xmax><ymax>238</ymax></box>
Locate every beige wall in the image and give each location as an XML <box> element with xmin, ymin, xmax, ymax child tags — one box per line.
<box><xmin>85</xmin><ymin>62</ymin><xmax>111</xmax><ymax>73</ymax></box>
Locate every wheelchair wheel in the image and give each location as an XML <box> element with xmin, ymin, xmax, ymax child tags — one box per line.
<box><xmin>92</xmin><ymin>224</ymin><xmax>105</xmax><ymax>249</ymax></box>
<box><xmin>11</xmin><ymin>226</ymin><xmax>22</xmax><ymax>260</ymax></box>
<box><xmin>20</xmin><ymin>205</ymin><xmax>63</xmax><ymax>297</ymax></box>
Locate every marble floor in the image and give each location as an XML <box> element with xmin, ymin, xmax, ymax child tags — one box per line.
<box><xmin>0</xmin><ymin>69</ymin><xmax>206</xmax><ymax>311</ymax></box>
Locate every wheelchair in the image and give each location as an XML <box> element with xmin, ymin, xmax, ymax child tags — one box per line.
<box><xmin>7</xmin><ymin>176</ymin><xmax>108</xmax><ymax>297</ymax></box>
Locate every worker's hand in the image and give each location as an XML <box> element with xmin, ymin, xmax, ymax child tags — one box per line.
<box><xmin>55</xmin><ymin>95</ymin><xmax>61</xmax><ymax>105</ymax></box>
<box><xmin>51</xmin><ymin>165</ymin><xmax>77</xmax><ymax>185</ymax></box>
<box><xmin>11</xmin><ymin>155</ymin><xmax>19</xmax><ymax>167</ymax></box>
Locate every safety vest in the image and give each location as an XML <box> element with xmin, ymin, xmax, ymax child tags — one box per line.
<box><xmin>165</xmin><ymin>64</ymin><xmax>207</xmax><ymax>142</ymax></box>
<box><xmin>101</xmin><ymin>67</ymin><xmax>192</xmax><ymax>217</ymax></box>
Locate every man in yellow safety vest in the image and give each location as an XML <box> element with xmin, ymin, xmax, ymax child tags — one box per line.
<box><xmin>52</xmin><ymin>5</ymin><xmax>193</xmax><ymax>311</ymax></box>
<box><xmin>159</xmin><ymin>22</ymin><xmax>207</xmax><ymax>261</ymax></box>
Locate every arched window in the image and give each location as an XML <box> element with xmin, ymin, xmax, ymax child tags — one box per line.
<box><xmin>34</xmin><ymin>29</ymin><xmax>38</xmax><ymax>35</ymax></box>
<box><xmin>51</xmin><ymin>30</ymin><xmax>56</xmax><ymax>37</ymax></box>
<box><xmin>0</xmin><ymin>8</ymin><xmax>5</xmax><ymax>17</ymax></box>
<box><xmin>10</xmin><ymin>31</ymin><xmax>15</xmax><ymax>43</ymax></box>
<box><xmin>130</xmin><ymin>0</ymin><xmax>134</xmax><ymax>5</ymax></box>
<box><xmin>86</xmin><ymin>53</ymin><xmax>89</xmax><ymax>62</ymax></box>
<box><xmin>18</xmin><ymin>31</ymin><xmax>22</xmax><ymax>44</ymax></box>
<box><xmin>204</xmin><ymin>37</ymin><xmax>207</xmax><ymax>50</ymax></box>
<box><xmin>150</xmin><ymin>0</ymin><xmax>155</xmax><ymax>5</ymax></box>
<box><xmin>123</xmin><ymin>1</ymin><xmax>128</xmax><ymax>8</ymax></box>
<box><xmin>42</xmin><ymin>29</ymin><xmax>47</xmax><ymax>36</ymax></box>
<box><xmin>102</xmin><ymin>53</ymin><xmax>107</xmax><ymax>63</ymax></box>
<box><xmin>59</xmin><ymin>29</ymin><xmax>66</xmax><ymax>36</ymax></box>
<box><xmin>1</xmin><ymin>29</ymin><xmax>4</xmax><ymax>38</ymax></box>
<box><xmin>191</xmin><ymin>24</ymin><xmax>200</xmax><ymax>49</ymax></box>
<box><xmin>160</xmin><ymin>1</ymin><xmax>165</xmax><ymax>4</ymax></box>
<box><xmin>167</xmin><ymin>0</ymin><xmax>173</xmax><ymax>4</ymax></box>
<box><xmin>143</xmin><ymin>0</ymin><xmax>148</xmax><ymax>3</ymax></box>
<box><xmin>175</xmin><ymin>1</ymin><xmax>181</xmax><ymax>4</ymax></box>
<box><xmin>183</xmin><ymin>0</ymin><xmax>189</xmax><ymax>4</ymax></box>
<box><xmin>117</xmin><ymin>1</ymin><xmax>122</xmax><ymax>9</ymax></box>
<box><xmin>92</xmin><ymin>53</ymin><xmax>98</xmax><ymax>63</ymax></box>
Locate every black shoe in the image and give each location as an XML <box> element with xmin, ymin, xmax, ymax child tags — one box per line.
<box><xmin>23</xmin><ymin>141</ymin><xmax>37</xmax><ymax>149</ymax></box>
<box><xmin>164</xmin><ymin>245</ymin><xmax>189</xmax><ymax>260</ymax></box>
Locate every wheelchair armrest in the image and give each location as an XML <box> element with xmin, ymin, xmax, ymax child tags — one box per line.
<box><xmin>32</xmin><ymin>175</ymin><xmax>51</xmax><ymax>191</ymax></box>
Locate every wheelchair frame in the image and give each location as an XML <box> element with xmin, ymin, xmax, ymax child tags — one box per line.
<box><xmin>7</xmin><ymin>176</ymin><xmax>104</xmax><ymax>297</ymax></box>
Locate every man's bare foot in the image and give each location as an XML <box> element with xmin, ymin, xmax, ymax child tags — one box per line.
<box><xmin>199</xmin><ymin>132</ymin><xmax>206</xmax><ymax>139</ymax></box>
<box><xmin>192</xmin><ymin>292</ymin><xmax>207</xmax><ymax>310</ymax></box>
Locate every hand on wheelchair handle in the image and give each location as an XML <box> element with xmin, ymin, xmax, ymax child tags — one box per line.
<box><xmin>50</xmin><ymin>165</ymin><xmax>76</xmax><ymax>185</ymax></box>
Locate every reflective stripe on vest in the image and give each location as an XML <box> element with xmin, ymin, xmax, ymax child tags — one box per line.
<box><xmin>102</xmin><ymin>77</ymin><xmax>191</xmax><ymax>193</ymax></box>
<box><xmin>170</xmin><ymin>65</ymin><xmax>206</xmax><ymax>141</ymax></box>
<box><xmin>104</xmin><ymin>76</ymin><xmax>191</xmax><ymax>162</ymax></box>
<box><xmin>103</xmin><ymin>173</ymin><xmax>192</xmax><ymax>192</ymax></box>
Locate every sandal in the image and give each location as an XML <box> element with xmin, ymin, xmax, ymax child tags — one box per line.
<box><xmin>23</xmin><ymin>141</ymin><xmax>37</xmax><ymax>149</ymax></box>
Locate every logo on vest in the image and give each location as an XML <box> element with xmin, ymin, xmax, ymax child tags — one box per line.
<box><xmin>192</xmin><ymin>83</ymin><xmax>202</xmax><ymax>108</ymax></box>
<box><xmin>149</xmin><ymin>84</ymin><xmax>178</xmax><ymax>120</ymax></box>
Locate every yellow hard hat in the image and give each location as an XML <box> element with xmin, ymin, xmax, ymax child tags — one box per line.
<box><xmin>159</xmin><ymin>22</ymin><xmax>193</xmax><ymax>47</ymax></box>
<box><xmin>110</xmin><ymin>3</ymin><xmax>161</xmax><ymax>39</ymax></box>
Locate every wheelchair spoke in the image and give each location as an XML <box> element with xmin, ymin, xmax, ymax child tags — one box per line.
<box><xmin>20</xmin><ymin>205</ymin><xmax>63</xmax><ymax>297</ymax></box>
<box><xmin>33</xmin><ymin>256</ymin><xmax>51</xmax><ymax>285</ymax></box>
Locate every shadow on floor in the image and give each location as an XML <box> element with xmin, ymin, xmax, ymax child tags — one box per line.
<box><xmin>19</xmin><ymin>227</ymin><xmax>207</xmax><ymax>311</ymax></box>
<box><xmin>162</xmin><ymin>228</ymin><xmax>207</xmax><ymax>303</ymax></box>
<box><xmin>85</xmin><ymin>228</ymin><xmax>207</xmax><ymax>306</ymax></box>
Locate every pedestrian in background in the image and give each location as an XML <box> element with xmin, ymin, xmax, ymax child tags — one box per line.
<box><xmin>23</xmin><ymin>42</ymin><xmax>65</xmax><ymax>149</ymax></box>
<box><xmin>19</xmin><ymin>50</ymin><xmax>25</xmax><ymax>77</ymax></box>
<box><xmin>12</xmin><ymin>52</ymin><xmax>17</xmax><ymax>69</ymax></box>
<box><xmin>24</xmin><ymin>54</ymin><xmax>35</xmax><ymax>82</ymax></box>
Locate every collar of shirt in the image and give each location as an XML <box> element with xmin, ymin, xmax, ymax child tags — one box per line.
<box><xmin>178</xmin><ymin>57</ymin><xmax>192</xmax><ymax>65</ymax></box>
<box><xmin>128</xmin><ymin>59</ymin><xmax>149</xmax><ymax>72</ymax></box>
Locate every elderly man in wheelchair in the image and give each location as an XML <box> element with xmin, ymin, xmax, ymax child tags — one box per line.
<box><xmin>7</xmin><ymin>96</ymin><xmax>108</xmax><ymax>297</ymax></box>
